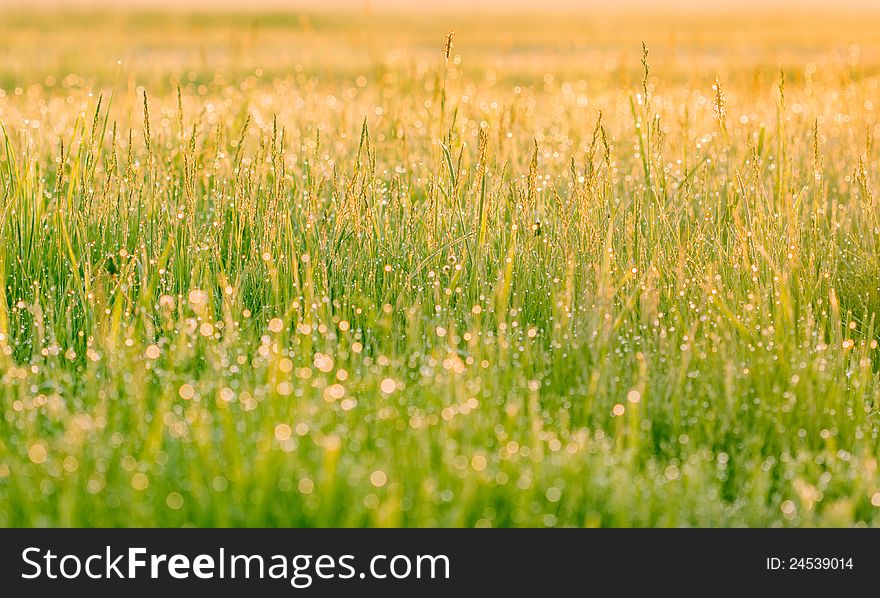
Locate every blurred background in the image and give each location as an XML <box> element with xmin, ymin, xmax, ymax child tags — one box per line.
<box><xmin>3</xmin><ymin>0</ymin><xmax>879</xmax><ymax>92</ymax></box>
<box><xmin>5</xmin><ymin>0</ymin><xmax>880</xmax><ymax>10</ymax></box>
<box><xmin>2</xmin><ymin>0</ymin><xmax>879</xmax><ymax>132</ymax></box>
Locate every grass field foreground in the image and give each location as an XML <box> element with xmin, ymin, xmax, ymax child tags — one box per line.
<box><xmin>0</xmin><ymin>10</ymin><xmax>879</xmax><ymax>526</ymax></box>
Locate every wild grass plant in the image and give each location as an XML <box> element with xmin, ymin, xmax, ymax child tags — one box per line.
<box><xmin>0</xmin><ymin>10</ymin><xmax>879</xmax><ymax>526</ymax></box>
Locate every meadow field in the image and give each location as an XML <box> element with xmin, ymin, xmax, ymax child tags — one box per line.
<box><xmin>1</xmin><ymin>8</ymin><xmax>880</xmax><ymax>527</ymax></box>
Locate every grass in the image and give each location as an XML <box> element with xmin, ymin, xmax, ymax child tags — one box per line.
<box><xmin>0</xmin><ymin>9</ymin><xmax>879</xmax><ymax>527</ymax></box>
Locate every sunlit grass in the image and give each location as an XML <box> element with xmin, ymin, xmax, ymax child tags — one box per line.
<box><xmin>0</xmin><ymin>10</ymin><xmax>879</xmax><ymax>527</ymax></box>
